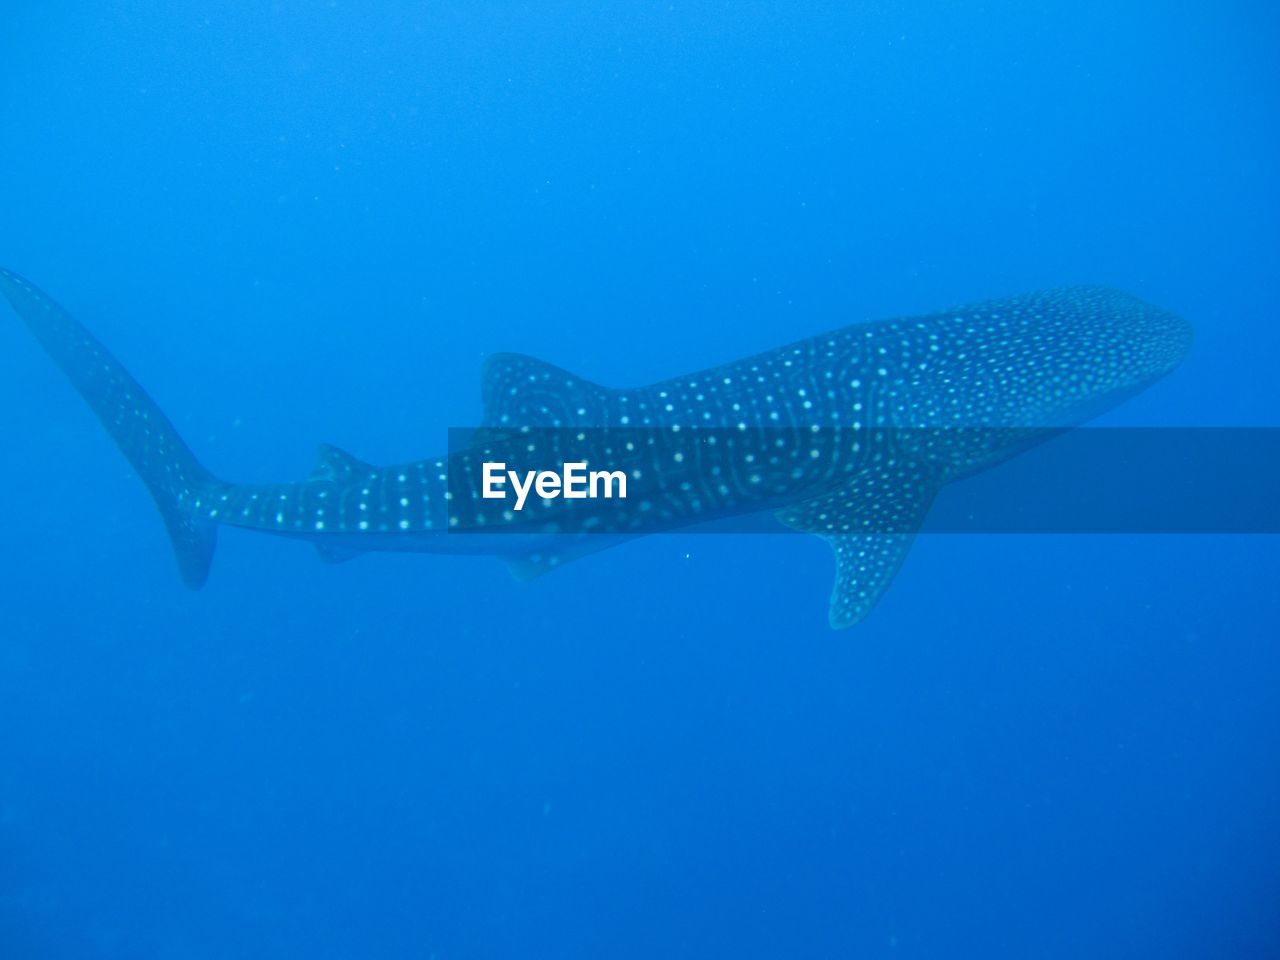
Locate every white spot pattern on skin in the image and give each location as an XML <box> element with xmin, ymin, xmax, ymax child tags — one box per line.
<box><xmin>437</xmin><ymin>288</ymin><xmax>1190</xmax><ymax>539</ymax></box>
<box><xmin>4</xmin><ymin>269</ymin><xmax>1190</xmax><ymax>622</ymax></box>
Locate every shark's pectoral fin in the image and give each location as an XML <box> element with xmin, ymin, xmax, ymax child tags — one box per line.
<box><xmin>311</xmin><ymin>442</ymin><xmax>375</xmax><ymax>482</ymax></box>
<box><xmin>811</xmin><ymin>534</ymin><xmax>921</xmax><ymax>629</ymax></box>
<box><xmin>778</xmin><ymin>460</ymin><xmax>943</xmax><ymax>629</ymax></box>
<box><xmin>481</xmin><ymin>352</ymin><xmax>614</xmax><ymax>426</ymax></box>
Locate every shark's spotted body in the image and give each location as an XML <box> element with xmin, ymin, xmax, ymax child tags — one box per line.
<box><xmin>1</xmin><ymin>267</ymin><xmax>1191</xmax><ymax>626</ymax></box>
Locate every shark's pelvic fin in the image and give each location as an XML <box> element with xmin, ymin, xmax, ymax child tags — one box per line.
<box><xmin>314</xmin><ymin>542</ymin><xmax>365</xmax><ymax>564</ymax></box>
<box><xmin>504</xmin><ymin>535</ymin><xmax>635</xmax><ymax>582</ymax></box>
<box><xmin>0</xmin><ymin>268</ymin><xmax>222</xmax><ymax>588</ymax></box>
<box><xmin>779</xmin><ymin>460</ymin><xmax>942</xmax><ymax>628</ymax></box>
<box><xmin>481</xmin><ymin>352</ymin><xmax>614</xmax><ymax>427</ymax></box>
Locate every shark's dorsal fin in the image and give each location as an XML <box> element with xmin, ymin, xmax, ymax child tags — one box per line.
<box><xmin>779</xmin><ymin>461</ymin><xmax>942</xmax><ymax>628</ymax></box>
<box><xmin>481</xmin><ymin>352</ymin><xmax>613</xmax><ymax>427</ymax></box>
<box><xmin>310</xmin><ymin>442</ymin><xmax>374</xmax><ymax>482</ymax></box>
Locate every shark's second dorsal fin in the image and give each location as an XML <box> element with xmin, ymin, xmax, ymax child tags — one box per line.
<box><xmin>481</xmin><ymin>352</ymin><xmax>613</xmax><ymax>427</ymax></box>
<box><xmin>310</xmin><ymin>444</ymin><xmax>374</xmax><ymax>565</ymax></box>
<box><xmin>311</xmin><ymin>442</ymin><xmax>375</xmax><ymax>482</ymax></box>
<box><xmin>778</xmin><ymin>461</ymin><xmax>943</xmax><ymax>628</ymax></box>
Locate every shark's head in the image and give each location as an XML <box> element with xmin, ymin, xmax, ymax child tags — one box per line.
<box><xmin>995</xmin><ymin>286</ymin><xmax>1194</xmax><ymax>427</ymax></box>
<box><xmin>1108</xmin><ymin>288</ymin><xmax>1194</xmax><ymax>379</ymax></box>
<box><xmin>1074</xmin><ymin>285</ymin><xmax>1193</xmax><ymax>421</ymax></box>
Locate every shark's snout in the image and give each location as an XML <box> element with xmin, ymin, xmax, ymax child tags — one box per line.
<box><xmin>1138</xmin><ymin>298</ymin><xmax>1194</xmax><ymax>371</ymax></box>
<box><xmin>1043</xmin><ymin>289</ymin><xmax>1193</xmax><ymax>426</ymax></box>
<box><xmin>1119</xmin><ymin>294</ymin><xmax>1195</xmax><ymax>391</ymax></box>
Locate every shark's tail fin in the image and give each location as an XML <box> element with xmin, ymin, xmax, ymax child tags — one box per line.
<box><xmin>1</xmin><ymin>267</ymin><xmax>222</xmax><ymax>588</ymax></box>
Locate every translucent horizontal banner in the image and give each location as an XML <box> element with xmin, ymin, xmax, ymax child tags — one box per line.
<box><xmin>443</xmin><ymin>427</ymin><xmax>1280</xmax><ymax>534</ymax></box>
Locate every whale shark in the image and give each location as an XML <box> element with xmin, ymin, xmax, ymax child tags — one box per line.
<box><xmin>0</xmin><ymin>267</ymin><xmax>1191</xmax><ymax>627</ymax></box>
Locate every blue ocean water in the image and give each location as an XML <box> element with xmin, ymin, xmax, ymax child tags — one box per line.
<box><xmin>1</xmin><ymin>2</ymin><xmax>1277</xmax><ymax>957</ymax></box>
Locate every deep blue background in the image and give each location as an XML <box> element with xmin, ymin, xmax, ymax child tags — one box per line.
<box><xmin>2</xmin><ymin>3</ymin><xmax>1278</xmax><ymax>957</ymax></box>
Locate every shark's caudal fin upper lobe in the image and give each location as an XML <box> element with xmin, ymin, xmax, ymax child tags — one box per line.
<box><xmin>0</xmin><ymin>267</ymin><xmax>222</xmax><ymax>588</ymax></box>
